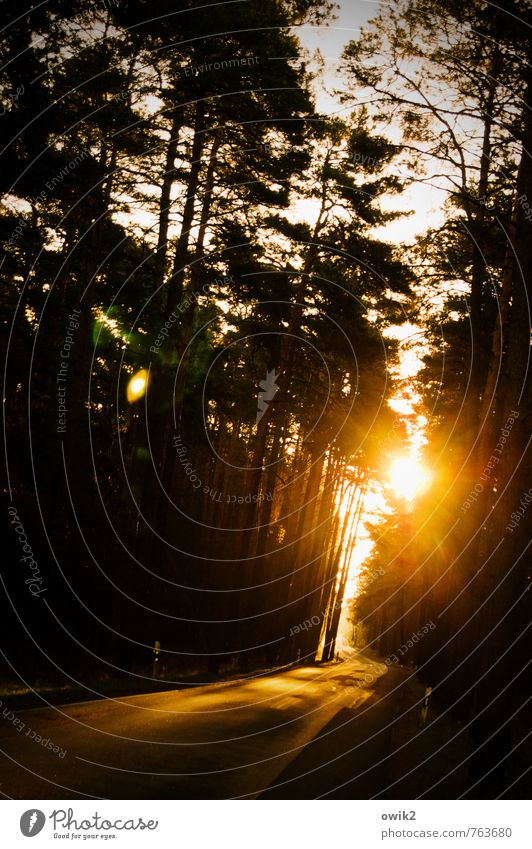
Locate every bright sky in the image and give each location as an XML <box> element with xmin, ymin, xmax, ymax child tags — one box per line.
<box><xmin>295</xmin><ymin>0</ymin><xmax>445</xmax><ymax>244</ymax></box>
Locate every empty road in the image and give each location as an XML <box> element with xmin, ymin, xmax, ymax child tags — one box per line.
<box><xmin>1</xmin><ymin>654</ymin><xmax>465</xmax><ymax>799</ymax></box>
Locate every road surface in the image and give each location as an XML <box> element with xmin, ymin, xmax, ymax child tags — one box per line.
<box><xmin>0</xmin><ymin>654</ymin><xmax>468</xmax><ymax>799</ymax></box>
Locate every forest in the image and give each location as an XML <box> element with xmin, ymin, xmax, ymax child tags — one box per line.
<box><xmin>1</xmin><ymin>0</ymin><xmax>531</xmax><ymax>798</ymax></box>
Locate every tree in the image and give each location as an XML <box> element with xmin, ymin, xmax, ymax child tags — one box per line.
<box><xmin>343</xmin><ymin>0</ymin><xmax>532</xmax><ymax>795</ymax></box>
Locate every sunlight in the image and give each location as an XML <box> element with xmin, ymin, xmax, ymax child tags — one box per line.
<box><xmin>126</xmin><ymin>369</ymin><xmax>149</xmax><ymax>403</ymax></box>
<box><xmin>388</xmin><ymin>455</ymin><xmax>431</xmax><ymax>502</ymax></box>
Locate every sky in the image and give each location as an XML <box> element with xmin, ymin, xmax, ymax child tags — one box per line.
<box><xmin>294</xmin><ymin>0</ymin><xmax>446</xmax><ymax>244</ymax></box>
<box><xmin>295</xmin><ymin>0</ymin><xmax>380</xmax><ymax>115</ymax></box>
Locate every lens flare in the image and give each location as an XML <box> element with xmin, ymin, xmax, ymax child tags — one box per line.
<box><xmin>388</xmin><ymin>455</ymin><xmax>430</xmax><ymax>501</ymax></box>
<box><xmin>126</xmin><ymin>369</ymin><xmax>149</xmax><ymax>403</ymax></box>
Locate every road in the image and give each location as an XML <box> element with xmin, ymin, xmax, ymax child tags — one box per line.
<box><xmin>0</xmin><ymin>654</ymin><xmax>465</xmax><ymax>799</ymax></box>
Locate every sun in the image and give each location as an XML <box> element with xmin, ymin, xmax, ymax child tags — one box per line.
<box><xmin>388</xmin><ymin>455</ymin><xmax>431</xmax><ymax>502</ymax></box>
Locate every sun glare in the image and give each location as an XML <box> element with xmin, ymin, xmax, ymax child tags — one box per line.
<box><xmin>126</xmin><ymin>369</ymin><xmax>149</xmax><ymax>403</ymax></box>
<box><xmin>388</xmin><ymin>455</ymin><xmax>431</xmax><ymax>502</ymax></box>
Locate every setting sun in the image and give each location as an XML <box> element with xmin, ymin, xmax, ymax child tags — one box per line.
<box><xmin>388</xmin><ymin>455</ymin><xmax>431</xmax><ymax>502</ymax></box>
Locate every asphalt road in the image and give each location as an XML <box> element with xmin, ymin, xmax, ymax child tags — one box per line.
<box><xmin>0</xmin><ymin>655</ymin><xmax>408</xmax><ymax>799</ymax></box>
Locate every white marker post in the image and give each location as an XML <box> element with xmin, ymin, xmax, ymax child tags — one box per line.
<box><xmin>152</xmin><ymin>640</ymin><xmax>161</xmax><ymax>679</ymax></box>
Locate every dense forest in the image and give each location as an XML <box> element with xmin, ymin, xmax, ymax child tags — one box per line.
<box><xmin>1</xmin><ymin>0</ymin><xmax>531</xmax><ymax>798</ymax></box>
